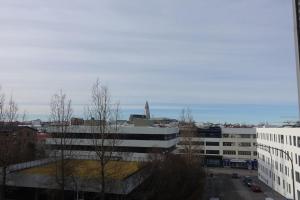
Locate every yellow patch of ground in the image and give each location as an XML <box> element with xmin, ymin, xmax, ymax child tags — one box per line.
<box><xmin>21</xmin><ymin>160</ymin><xmax>139</xmax><ymax>180</ymax></box>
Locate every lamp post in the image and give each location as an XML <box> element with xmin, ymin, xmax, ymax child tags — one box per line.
<box><xmin>256</xmin><ymin>144</ymin><xmax>295</xmax><ymax>200</ymax></box>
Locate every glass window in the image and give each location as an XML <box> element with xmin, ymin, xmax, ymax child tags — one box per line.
<box><xmin>223</xmin><ymin>150</ymin><xmax>236</xmax><ymax>155</ymax></box>
<box><xmin>238</xmin><ymin>151</ymin><xmax>251</xmax><ymax>155</ymax></box>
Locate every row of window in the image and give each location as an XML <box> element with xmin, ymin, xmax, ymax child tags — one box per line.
<box><xmin>51</xmin><ymin>132</ymin><xmax>178</xmax><ymax>141</ymax></box>
<box><xmin>178</xmin><ymin>141</ymin><xmax>256</xmax><ymax>147</ymax></box>
<box><xmin>222</xmin><ymin>134</ymin><xmax>256</xmax><ymax>139</ymax></box>
<box><xmin>223</xmin><ymin>150</ymin><xmax>257</xmax><ymax>156</ymax></box>
<box><xmin>258</xmin><ymin>132</ymin><xmax>300</xmax><ymax>148</ymax></box>
<box><xmin>49</xmin><ymin>144</ymin><xmax>176</xmax><ymax>154</ymax></box>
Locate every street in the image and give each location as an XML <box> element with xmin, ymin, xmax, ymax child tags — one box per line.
<box><xmin>202</xmin><ymin>168</ymin><xmax>285</xmax><ymax>200</ymax></box>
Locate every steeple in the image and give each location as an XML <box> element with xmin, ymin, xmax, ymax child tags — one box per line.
<box><xmin>145</xmin><ymin>101</ymin><xmax>150</xmax><ymax>119</ymax></box>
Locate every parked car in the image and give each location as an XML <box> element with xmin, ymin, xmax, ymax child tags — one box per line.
<box><xmin>209</xmin><ymin>198</ymin><xmax>220</xmax><ymax>200</ymax></box>
<box><xmin>232</xmin><ymin>173</ymin><xmax>239</xmax><ymax>178</ymax></box>
<box><xmin>243</xmin><ymin>176</ymin><xmax>253</xmax><ymax>187</ymax></box>
<box><xmin>251</xmin><ymin>184</ymin><xmax>262</xmax><ymax>192</ymax></box>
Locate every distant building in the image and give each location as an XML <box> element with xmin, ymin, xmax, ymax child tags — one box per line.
<box><xmin>71</xmin><ymin>117</ymin><xmax>84</xmax><ymax>125</ymax></box>
<box><xmin>0</xmin><ymin>125</ymin><xmax>38</xmax><ymax>163</ymax></box>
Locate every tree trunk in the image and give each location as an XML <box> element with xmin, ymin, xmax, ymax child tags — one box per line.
<box><xmin>0</xmin><ymin>166</ymin><xmax>6</xmax><ymax>200</ymax></box>
<box><xmin>101</xmin><ymin>164</ymin><xmax>105</xmax><ymax>200</ymax></box>
<box><xmin>61</xmin><ymin>144</ymin><xmax>65</xmax><ymax>200</ymax></box>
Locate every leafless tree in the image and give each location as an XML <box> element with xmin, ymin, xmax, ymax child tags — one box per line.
<box><xmin>49</xmin><ymin>90</ymin><xmax>73</xmax><ymax>200</ymax></box>
<box><xmin>179</xmin><ymin>108</ymin><xmax>201</xmax><ymax>164</ymax></box>
<box><xmin>0</xmin><ymin>87</ymin><xmax>5</xmax><ymax>123</ymax></box>
<box><xmin>5</xmin><ymin>96</ymin><xmax>18</xmax><ymax>123</ymax></box>
<box><xmin>88</xmin><ymin>79</ymin><xmax>121</xmax><ymax>200</ymax></box>
<box><xmin>0</xmin><ymin>89</ymin><xmax>19</xmax><ymax>200</ymax></box>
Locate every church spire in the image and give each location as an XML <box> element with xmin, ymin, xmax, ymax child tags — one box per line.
<box><xmin>145</xmin><ymin>101</ymin><xmax>150</xmax><ymax>119</ymax></box>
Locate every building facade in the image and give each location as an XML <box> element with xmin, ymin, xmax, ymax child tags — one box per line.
<box><xmin>46</xmin><ymin>125</ymin><xmax>179</xmax><ymax>161</ymax></box>
<box><xmin>177</xmin><ymin>127</ymin><xmax>257</xmax><ymax>167</ymax></box>
<box><xmin>257</xmin><ymin>128</ymin><xmax>300</xmax><ymax>200</ymax></box>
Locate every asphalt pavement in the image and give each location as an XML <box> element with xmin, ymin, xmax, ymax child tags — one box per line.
<box><xmin>201</xmin><ymin>168</ymin><xmax>285</xmax><ymax>200</ymax></box>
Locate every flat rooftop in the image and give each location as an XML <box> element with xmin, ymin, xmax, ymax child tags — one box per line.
<box><xmin>20</xmin><ymin>160</ymin><xmax>139</xmax><ymax>180</ymax></box>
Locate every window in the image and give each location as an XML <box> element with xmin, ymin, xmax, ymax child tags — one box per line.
<box><xmin>206</xmin><ymin>142</ymin><xmax>219</xmax><ymax>146</ymax></box>
<box><xmin>298</xmin><ymin>137</ymin><xmax>300</xmax><ymax>147</ymax></box>
<box><xmin>222</xmin><ymin>134</ymin><xmax>229</xmax><ymax>138</ymax></box>
<box><xmin>206</xmin><ymin>150</ymin><xmax>219</xmax><ymax>154</ymax></box>
<box><xmin>240</xmin><ymin>134</ymin><xmax>251</xmax><ymax>138</ymax></box>
<box><xmin>296</xmin><ymin>171</ymin><xmax>300</xmax><ymax>183</ymax></box>
<box><xmin>253</xmin><ymin>151</ymin><xmax>257</xmax><ymax>156</ymax></box>
<box><xmin>223</xmin><ymin>142</ymin><xmax>234</xmax><ymax>146</ymax></box>
<box><xmin>294</xmin><ymin>136</ymin><xmax>296</xmax><ymax>146</ymax></box>
<box><xmin>290</xmin><ymin>135</ymin><xmax>292</xmax><ymax>145</ymax></box>
<box><xmin>277</xmin><ymin>176</ymin><xmax>280</xmax><ymax>185</ymax></box>
<box><xmin>223</xmin><ymin>150</ymin><xmax>236</xmax><ymax>155</ymax></box>
<box><xmin>281</xmin><ymin>135</ymin><xmax>284</xmax><ymax>144</ymax></box>
<box><xmin>238</xmin><ymin>151</ymin><xmax>251</xmax><ymax>155</ymax></box>
<box><xmin>239</xmin><ymin>142</ymin><xmax>251</xmax><ymax>147</ymax></box>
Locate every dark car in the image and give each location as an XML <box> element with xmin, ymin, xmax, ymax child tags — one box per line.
<box><xmin>232</xmin><ymin>173</ymin><xmax>239</xmax><ymax>178</ymax></box>
<box><xmin>243</xmin><ymin>176</ymin><xmax>253</xmax><ymax>187</ymax></box>
<box><xmin>251</xmin><ymin>184</ymin><xmax>262</xmax><ymax>192</ymax></box>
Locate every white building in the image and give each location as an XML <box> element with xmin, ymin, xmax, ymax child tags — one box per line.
<box><xmin>46</xmin><ymin>125</ymin><xmax>179</xmax><ymax>161</ymax></box>
<box><xmin>177</xmin><ymin>127</ymin><xmax>257</xmax><ymax>167</ymax></box>
<box><xmin>257</xmin><ymin>128</ymin><xmax>300</xmax><ymax>200</ymax></box>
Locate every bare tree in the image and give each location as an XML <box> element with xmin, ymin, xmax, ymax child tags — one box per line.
<box><xmin>0</xmin><ymin>89</ymin><xmax>19</xmax><ymax>200</ymax></box>
<box><xmin>88</xmin><ymin>79</ymin><xmax>121</xmax><ymax>200</ymax></box>
<box><xmin>50</xmin><ymin>90</ymin><xmax>73</xmax><ymax>200</ymax></box>
<box><xmin>0</xmin><ymin>87</ymin><xmax>5</xmax><ymax>123</ymax></box>
<box><xmin>5</xmin><ymin>96</ymin><xmax>18</xmax><ymax>123</ymax></box>
<box><xmin>178</xmin><ymin>108</ymin><xmax>201</xmax><ymax>164</ymax></box>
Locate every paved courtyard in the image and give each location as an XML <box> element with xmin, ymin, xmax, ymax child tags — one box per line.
<box><xmin>202</xmin><ymin>168</ymin><xmax>286</xmax><ymax>200</ymax></box>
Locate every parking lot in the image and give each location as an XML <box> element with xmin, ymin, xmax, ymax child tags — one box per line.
<box><xmin>202</xmin><ymin>168</ymin><xmax>285</xmax><ymax>200</ymax></box>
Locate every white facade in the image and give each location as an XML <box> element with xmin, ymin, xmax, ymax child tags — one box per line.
<box><xmin>177</xmin><ymin>127</ymin><xmax>257</xmax><ymax>162</ymax></box>
<box><xmin>221</xmin><ymin>128</ymin><xmax>257</xmax><ymax>160</ymax></box>
<box><xmin>46</xmin><ymin>125</ymin><xmax>179</xmax><ymax>161</ymax></box>
<box><xmin>257</xmin><ymin>128</ymin><xmax>300</xmax><ymax>200</ymax></box>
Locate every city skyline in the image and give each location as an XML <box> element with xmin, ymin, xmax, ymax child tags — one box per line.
<box><xmin>0</xmin><ymin>0</ymin><xmax>298</xmax><ymax>122</ymax></box>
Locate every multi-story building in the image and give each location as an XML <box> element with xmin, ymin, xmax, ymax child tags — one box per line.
<box><xmin>257</xmin><ymin>128</ymin><xmax>300</xmax><ymax>200</ymax></box>
<box><xmin>46</xmin><ymin>124</ymin><xmax>179</xmax><ymax>161</ymax></box>
<box><xmin>177</xmin><ymin>126</ymin><xmax>257</xmax><ymax>167</ymax></box>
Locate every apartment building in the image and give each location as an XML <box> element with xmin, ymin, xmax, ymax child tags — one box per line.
<box><xmin>257</xmin><ymin>128</ymin><xmax>300</xmax><ymax>200</ymax></box>
<box><xmin>46</xmin><ymin>124</ymin><xmax>179</xmax><ymax>161</ymax></box>
<box><xmin>177</xmin><ymin>127</ymin><xmax>257</xmax><ymax>168</ymax></box>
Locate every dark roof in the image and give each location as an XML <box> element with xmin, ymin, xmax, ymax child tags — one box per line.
<box><xmin>0</xmin><ymin>124</ymin><xmax>37</xmax><ymax>133</ymax></box>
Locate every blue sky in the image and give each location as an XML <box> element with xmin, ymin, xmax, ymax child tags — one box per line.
<box><xmin>0</xmin><ymin>0</ymin><xmax>298</xmax><ymax>123</ymax></box>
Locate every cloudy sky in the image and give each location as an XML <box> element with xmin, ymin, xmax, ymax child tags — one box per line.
<box><xmin>0</xmin><ymin>0</ymin><xmax>298</xmax><ymax>122</ymax></box>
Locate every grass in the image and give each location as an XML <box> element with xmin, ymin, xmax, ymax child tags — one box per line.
<box><xmin>21</xmin><ymin>160</ymin><xmax>140</xmax><ymax>180</ymax></box>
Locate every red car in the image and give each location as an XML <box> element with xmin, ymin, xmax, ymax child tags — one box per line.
<box><xmin>251</xmin><ymin>184</ymin><xmax>262</xmax><ymax>192</ymax></box>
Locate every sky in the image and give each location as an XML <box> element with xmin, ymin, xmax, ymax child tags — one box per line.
<box><xmin>0</xmin><ymin>0</ymin><xmax>298</xmax><ymax>123</ymax></box>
